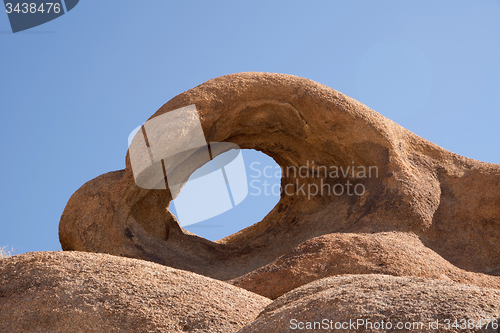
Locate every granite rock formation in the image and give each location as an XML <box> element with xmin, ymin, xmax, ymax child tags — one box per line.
<box><xmin>0</xmin><ymin>251</ymin><xmax>270</xmax><ymax>333</ymax></box>
<box><xmin>4</xmin><ymin>72</ymin><xmax>499</xmax><ymax>332</ymax></box>
<box><xmin>230</xmin><ymin>232</ymin><xmax>500</xmax><ymax>299</ymax></box>
<box><xmin>59</xmin><ymin>72</ymin><xmax>500</xmax><ymax>281</ymax></box>
<box><xmin>2</xmin><ymin>252</ymin><xmax>499</xmax><ymax>332</ymax></box>
<box><xmin>239</xmin><ymin>274</ymin><xmax>500</xmax><ymax>333</ymax></box>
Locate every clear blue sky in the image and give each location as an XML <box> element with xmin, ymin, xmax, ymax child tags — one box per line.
<box><xmin>1</xmin><ymin>1</ymin><xmax>499</xmax><ymax>254</ymax></box>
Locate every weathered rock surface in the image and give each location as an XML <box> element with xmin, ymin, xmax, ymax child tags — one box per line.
<box><xmin>59</xmin><ymin>72</ymin><xmax>500</xmax><ymax>280</ymax></box>
<box><xmin>230</xmin><ymin>232</ymin><xmax>500</xmax><ymax>299</ymax></box>
<box><xmin>0</xmin><ymin>251</ymin><xmax>270</xmax><ymax>333</ymax></box>
<box><xmin>238</xmin><ymin>274</ymin><xmax>500</xmax><ymax>333</ymax></box>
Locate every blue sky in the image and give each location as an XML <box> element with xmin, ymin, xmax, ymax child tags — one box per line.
<box><xmin>1</xmin><ymin>1</ymin><xmax>499</xmax><ymax>254</ymax></box>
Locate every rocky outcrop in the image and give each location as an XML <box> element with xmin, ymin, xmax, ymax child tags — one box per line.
<box><xmin>59</xmin><ymin>72</ymin><xmax>500</xmax><ymax>281</ymax></box>
<box><xmin>3</xmin><ymin>252</ymin><xmax>499</xmax><ymax>332</ymax></box>
<box><xmin>230</xmin><ymin>232</ymin><xmax>500</xmax><ymax>299</ymax></box>
<box><xmin>239</xmin><ymin>274</ymin><xmax>500</xmax><ymax>333</ymax></box>
<box><xmin>0</xmin><ymin>251</ymin><xmax>270</xmax><ymax>333</ymax></box>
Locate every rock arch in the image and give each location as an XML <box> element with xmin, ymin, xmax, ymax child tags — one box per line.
<box><xmin>59</xmin><ymin>72</ymin><xmax>500</xmax><ymax>279</ymax></box>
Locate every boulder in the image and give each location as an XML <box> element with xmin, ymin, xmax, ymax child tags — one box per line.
<box><xmin>59</xmin><ymin>72</ymin><xmax>500</xmax><ymax>280</ymax></box>
<box><xmin>230</xmin><ymin>232</ymin><xmax>500</xmax><ymax>299</ymax></box>
<box><xmin>238</xmin><ymin>274</ymin><xmax>500</xmax><ymax>333</ymax></box>
<box><xmin>0</xmin><ymin>251</ymin><xmax>270</xmax><ymax>333</ymax></box>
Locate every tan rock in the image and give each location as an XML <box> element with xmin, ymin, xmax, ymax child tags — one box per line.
<box><xmin>230</xmin><ymin>232</ymin><xmax>500</xmax><ymax>299</ymax></box>
<box><xmin>0</xmin><ymin>251</ymin><xmax>270</xmax><ymax>333</ymax></box>
<box><xmin>59</xmin><ymin>72</ymin><xmax>500</xmax><ymax>280</ymax></box>
<box><xmin>238</xmin><ymin>274</ymin><xmax>500</xmax><ymax>333</ymax></box>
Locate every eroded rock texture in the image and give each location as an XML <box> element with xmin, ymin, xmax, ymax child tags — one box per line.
<box><xmin>0</xmin><ymin>251</ymin><xmax>270</xmax><ymax>333</ymax></box>
<box><xmin>59</xmin><ymin>72</ymin><xmax>500</xmax><ymax>281</ymax></box>
<box><xmin>238</xmin><ymin>274</ymin><xmax>500</xmax><ymax>333</ymax></box>
<box><xmin>230</xmin><ymin>232</ymin><xmax>500</xmax><ymax>299</ymax></box>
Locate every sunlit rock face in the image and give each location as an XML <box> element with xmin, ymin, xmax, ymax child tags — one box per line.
<box><xmin>59</xmin><ymin>72</ymin><xmax>500</xmax><ymax>281</ymax></box>
<box><xmin>0</xmin><ymin>251</ymin><xmax>270</xmax><ymax>333</ymax></box>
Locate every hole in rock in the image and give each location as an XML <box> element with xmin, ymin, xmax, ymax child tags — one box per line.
<box><xmin>169</xmin><ymin>149</ymin><xmax>281</xmax><ymax>241</ymax></box>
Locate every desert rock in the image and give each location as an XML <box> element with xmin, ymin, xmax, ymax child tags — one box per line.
<box><xmin>230</xmin><ymin>232</ymin><xmax>500</xmax><ymax>299</ymax></box>
<box><xmin>0</xmin><ymin>251</ymin><xmax>271</xmax><ymax>333</ymax></box>
<box><xmin>59</xmin><ymin>72</ymin><xmax>500</xmax><ymax>280</ymax></box>
<box><xmin>238</xmin><ymin>274</ymin><xmax>500</xmax><ymax>333</ymax></box>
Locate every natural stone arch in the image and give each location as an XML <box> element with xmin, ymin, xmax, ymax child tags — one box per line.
<box><xmin>59</xmin><ymin>72</ymin><xmax>500</xmax><ymax>280</ymax></box>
